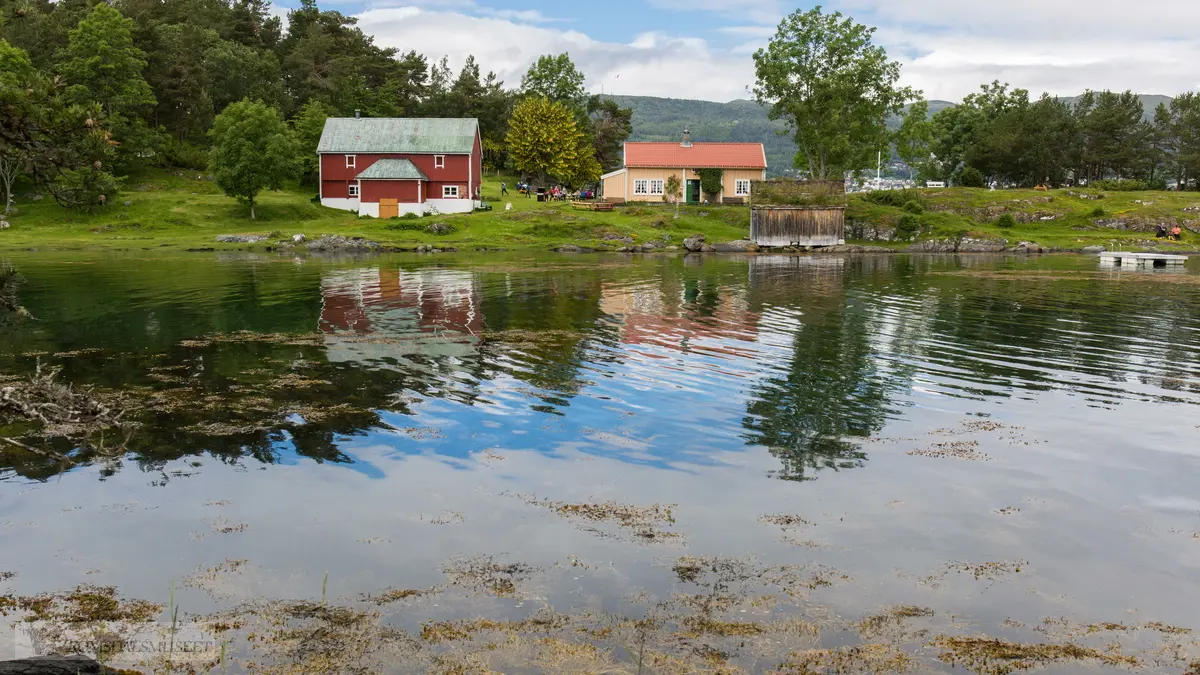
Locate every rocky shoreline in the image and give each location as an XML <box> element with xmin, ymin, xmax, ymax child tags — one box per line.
<box><xmin>208</xmin><ymin>232</ymin><xmax>1199</xmax><ymax>257</ymax></box>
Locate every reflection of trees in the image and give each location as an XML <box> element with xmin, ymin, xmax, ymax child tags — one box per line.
<box><xmin>743</xmin><ymin>299</ymin><xmax>898</xmax><ymax>481</ymax></box>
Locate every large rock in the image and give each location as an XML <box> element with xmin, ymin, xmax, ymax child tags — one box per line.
<box><xmin>425</xmin><ymin>222</ymin><xmax>454</xmax><ymax>235</ymax></box>
<box><xmin>291</xmin><ymin>233</ymin><xmax>306</xmax><ymax>243</ymax></box>
<box><xmin>956</xmin><ymin>238</ymin><xmax>1007</xmax><ymax>253</ymax></box>
<box><xmin>907</xmin><ymin>239</ymin><xmax>956</xmax><ymax>253</ymax></box>
<box><xmin>0</xmin><ymin>220</ymin><xmax>9</xmax><ymax>230</ymax></box>
<box><xmin>710</xmin><ymin>239</ymin><xmax>759</xmax><ymax>253</ymax></box>
<box><xmin>306</xmin><ymin>235</ymin><xmax>380</xmax><ymax>252</ymax></box>
<box><xmin>683</xmin><ymin>234</ymin><xmax>706</xmax><ymax>252</ymax></box>
<box><xmin>216</xmin><ymin>234</ymin><xmax>267</xmax><ymax>243</ymax></box>
<box><xmin>1081</xmin><ymin>245</ymin><xmax>1106</xmax><ymax>254</ymax></box>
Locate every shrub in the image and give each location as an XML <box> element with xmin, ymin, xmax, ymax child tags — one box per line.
<box><xmin>995</xmin><ymin>214</ymin><xmax>1016</xmax><ymax>228</ymax></box>
<box><xmin>957</xmin><ymin>167</ymin><xmax>986</xmax><ymax>188</ymax></box>
<box><xmin>1088</xmin><ymin>206</ymin><xmax>1106</xmax><ymax>218</ymax></box>
<box><xmin>162</xmin><ymin>139</ymin><xmax>209</xmax><ymax>170</ymax></box>
<box><xmin>1090</xmin><ymin>179</ymin><xmax>1147</xmax><ymax>191</ymax></box>
<box><xmin>895</xmin><ymin>214</ymin><xmax>920</xmax><ymax>240</ymax></box>
<box><xmin>902</xmin><ymin>200</ymin><xmax>925</xmax><ymax>215</ymax></box>
<box><xmin>400</xmin><ymin>212</ymin><xmax>421</xmax><ymax>220</ymax></box>
<box><xmin>863</xmin><ymin>189</ymin><xmax>923</xmax><ymax>208</ymax></box>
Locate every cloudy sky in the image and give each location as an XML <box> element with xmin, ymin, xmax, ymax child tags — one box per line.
<box><xmin>285</xmin><ymin>0</ymin><xmax>1200</xmax><ymax>103</ymax></box>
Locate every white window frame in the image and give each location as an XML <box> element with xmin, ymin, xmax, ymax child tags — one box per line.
<box><xmin>649</xmin><ymin>179</ymin><xmax>664</xmax><ymax>195</ymax></box>
<box><xmin>434</xmin><ymin>155</ymin><xmax>445</xmax><ymax>169</ymax></box>
<box><xmin>735</xmin><ymin>179</ymin><xmax>751</xmax><ymax>196</ymax></box>
<box><xmin>345</xmin><ymin>155</ymin><xmax>356</xmax><ymax>169</ymax></box>
<box><xmin>633</xmin><ymin>179</ymin><xmax>648</xmax><ymax>195</ymax></box>
<box><xmin>347</xmin><ymin>182</ymin><xmax>359</xmax><ymax>198</ymax></box>
<box><xmin>443</xmin><ymin>185</ymin><xmax>460</xmax><ymax>198</ymax></box>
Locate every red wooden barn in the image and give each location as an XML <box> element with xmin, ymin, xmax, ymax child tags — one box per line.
<box><xmin>317</xmin><ymin>117</ymin><xmax>482</xmax><ymax>218</ymax></box>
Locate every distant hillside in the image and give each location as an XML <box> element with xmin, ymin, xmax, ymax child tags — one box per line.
<box><xmin>605</xmin><ymin>94</ymin><xmax>1171</xmax><ymax>175</ymax></box>
<box><xmin>606</xmin><ymin>95</ymin><xmax>952</xmax><ymax>175</ymax></box>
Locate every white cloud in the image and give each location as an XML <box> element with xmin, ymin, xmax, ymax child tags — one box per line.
<box><xmin>346</xmin><ymin>0</ymin><xmax>1200</xmax><ymax>104</ymax></box>
<box><xmin>354</xmin><ymin>6</ymin><xmax>755</xmax><ymax>101</ymax></box>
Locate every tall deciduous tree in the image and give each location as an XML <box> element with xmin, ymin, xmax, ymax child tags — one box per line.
<box><xmin>588</xmin><ymin>96</ymin><xmax>632</xmax><ymax>172</ymax></box>
<box><xmin>505</xmin><ymin>96</ymin><xmax>582</xmax><ymax>186</ymax></box>
<box><xmin>894</xmin><ymin>100</ymin><xmax>932</xmax><ymax>181</ymax></box>
<box><xmin>208</xmin><ymin>99</ymin><xmax>297</xmax><ymax>219</ymax></box>
<box><xmin>753</xmin><ymin>6</ymin><xmax>916</xmax><ymax>179</ymax></box>
<box><xmin>520</xmin><ymin>53</ymin><xmax>585</xmax><ymax>108</ymax></box>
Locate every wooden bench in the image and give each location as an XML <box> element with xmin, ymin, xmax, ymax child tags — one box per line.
<box><xmin>572</xmin><ymin>201</ymin><xmax>614</xmax><ymax>211</ymax></box>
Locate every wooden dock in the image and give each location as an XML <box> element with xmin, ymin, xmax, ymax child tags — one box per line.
<box><xmin>1098</xmin><ymin>252</ymin><xmax>1189</xmax><ymax>267</ymax></box>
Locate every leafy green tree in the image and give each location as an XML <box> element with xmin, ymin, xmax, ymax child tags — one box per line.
<box><xmin>0</xmin><ymin>147</ymin><xmax>23</xmax><ymax>215</ymax></box>
<box><xmin>1157</xmin><ymin>94</ymin><xmax>1200</xmax><ymax>189</ymax></box>
<box><xmin>696</xmin><ymin>168</ymin><xmax>723</xmax><ymax>201</ymax></box>
<box><xmin>752</xmin><ymin>6</ymin><xmax>916</xmax><ymax>179</ymax></box>
<box><xmin>58</xmin><ymin>4</ymin><xmax>155</xmax><ymax>117</ymax></box>
<box><xmin>505</xmin><ymin>96</ymin><xmax>583</xmax><ymax>186</ymax></box>
<box><xmin>205</xmin><ymin>39</ymin><xmax>286</xmax><ymax>113</ymax></box>
<box><xmin>894</xmin><ymin>100</ymin><xmax>932</xmax><ymax>181</ymax></box>
<box><xmin>588</xmin><ymin>96</ymin><xmax>632</xmax><ymax>172</ymax></box>
<box><xmin>208</xmin><ymin>99</ymin><xmax>297</xmax><ymax>219</ymax></box>
<box><xmin>292</xmin><ymin>100</ymin><xmax>334</xmax><ymax>186</ymax></box>
<box><xmin>520</xmin><ymin>53</ymin><xmax>586</xmax><ymax>108</ymax></box>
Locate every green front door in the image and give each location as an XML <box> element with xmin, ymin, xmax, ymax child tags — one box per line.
<box><xmin>686</xmin><ymin>179</ymin><xmax>701</xmax><ymax>204</ymax></box>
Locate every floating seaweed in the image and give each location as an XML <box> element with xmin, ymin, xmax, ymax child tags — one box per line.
<box><xmin>932</xmin><ymin>635</ymin><xmax>1139</xmax><ymax>674</ymax></box>
<box><xmin>517</xmin><ymin>494</ymin><xmax>680</xmax><ymax>542</ymax></box>
<box><xmin>908</xmin><ymin>440</ymin><xmax>991</xmax><ymax>461</ymax></box>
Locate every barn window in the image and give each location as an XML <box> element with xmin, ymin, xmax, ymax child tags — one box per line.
<box><xmin>348</xmin><ymin>183</ymin><xmax>359</xmax><ymax>197</ymax></box>
<box><xmin>633</xmin><ymin>180</ymin><xmax>648</xmax><ymax>195</ymax></box>
<box><xmin>649</xmin><ymin>180</ymin><xmax>664</xmax><ymax>195</ymax></box>
<box><xmin>443</xmin><ymin>185</ymin><xmax>459</xmax><ymax>198</ymax></box>
<box><xmin>735</xmin><ymin>180</ymin><xmax>751</xmax><ymax>196</ymax></box>
<box><xmin>434</xmin><ymin>155</ymin><xmax>445</xmax><ymax>169</ymax></box>
<box><xmin>345</xmin><ymin>155</ymin><xmax>356</xmax><ymax>169</ymax></box>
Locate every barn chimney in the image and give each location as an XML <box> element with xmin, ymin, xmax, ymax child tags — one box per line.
<box><xmin>354</xmin><ymin>109</ymin><xmax>361</xmax><ymax>119</ymax></box>
<box><xmin>681</xmin><ymin>128</ymin><xmax>692</xmax><ymax>148</ymax></box>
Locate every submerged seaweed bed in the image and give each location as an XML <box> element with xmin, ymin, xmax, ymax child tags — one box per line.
<box><xmin>2</xmin><ymin>252</ymin><xmax>1200</xmax><ymax>673</ymax></box>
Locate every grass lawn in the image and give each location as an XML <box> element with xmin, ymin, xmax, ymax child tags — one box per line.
<box><xmin>1</xmin><ymin>169</ymin><xmax>1198</xmax><ymax>253</ymax></box>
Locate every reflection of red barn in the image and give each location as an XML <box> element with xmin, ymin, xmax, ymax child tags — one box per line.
<box><xmin>600</xmin><ymin>285</ymin><xmax>760</xmax><ymax>360</ymax></box>
<box><xmin>319</xmin><ymin>268</ymin><xmax>484</xmax><ymax>362</ymax></box>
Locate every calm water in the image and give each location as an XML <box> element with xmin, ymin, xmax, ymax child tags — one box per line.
<box><xmin>2</xmin><ymin>251</ymin><xmax>1199</xmax><ymax>672</ymax></box>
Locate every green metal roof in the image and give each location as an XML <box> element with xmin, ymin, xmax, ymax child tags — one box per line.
<box><xmin>318</xmin><ymin>118</ymin><xmax>479</xmax><ymax>154</ymax></box>
<box><xmin>355</xmin><ymin>159</ymin><xmax>429</xmax><ymax>181</ymax></box>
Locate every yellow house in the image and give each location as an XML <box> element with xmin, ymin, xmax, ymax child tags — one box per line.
<box><xmin>601</xmin><ymin>132</ymin><xmax>767</xmax><ymax>205</ymax></box>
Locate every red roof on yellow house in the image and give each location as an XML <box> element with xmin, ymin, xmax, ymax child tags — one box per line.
<box><xmin>623</xmin><ymin>141</ymin><xmax>767</xmax><ymax>170</ymax></box>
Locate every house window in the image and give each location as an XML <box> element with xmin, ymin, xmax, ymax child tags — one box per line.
<box><xmin>649</xmin><ymin>180</ymin><xmax>664</xmax><ymax>195</ymax></box>
<box><xmin>443</xmin><ymin>185</ymin><xmax>460</xmax><ymax>198</ymax></box>
<box><xmin>735</xmin><ymin>180</ymin><xmax>751</xmax><ymax>196</ymax></box>
<box><xmin>348</xmin><ymin>183</ymin><xmax>359</xmax><ymax>197</ymax></box>
<box><xmin>434</xmin><ymin>155</ymin><xmax>445</xmax><ymax>169</ymax></box>
<box><xmin>633</xmin><ymin>180</ymin><xmax>648</xmax><ymax>195</ymax></box>
<box><xmin>345</xmin><ymin>155</ymin><xmax>356</xmax><ymax>169</ymax></box>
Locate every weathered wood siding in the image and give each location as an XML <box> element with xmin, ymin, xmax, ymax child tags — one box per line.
<box><xmin>751</xmin><ymin>206</ymin><xmax>845</xmax><ymax>247</ymax></box>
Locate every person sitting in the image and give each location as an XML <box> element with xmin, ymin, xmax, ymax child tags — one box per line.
<box><xmin>1170</xmin><ymin>225</ymin><xmax>1183</xmax><ymax>241</ymax></box>
<box><xmin>1156</xmin><ymin>224</ymin><xmax>1168</xmax><ymax>239</ymax></box>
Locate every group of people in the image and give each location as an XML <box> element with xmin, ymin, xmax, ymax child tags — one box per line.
<box><xmin>1156</xmin><ymin>224</ymin><xmax>1185</xmax><ymax>241</ymax></box>
<box><xmin>501</xmin><ymin>182</ymin><xmax>591</xmax><ymax>201</ymax></box>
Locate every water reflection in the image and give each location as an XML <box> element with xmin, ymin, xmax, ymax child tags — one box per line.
<box><xmin>1</xmin><ymin>253</ymin><xmax>1198</xmax><ymax>486</ymax></box>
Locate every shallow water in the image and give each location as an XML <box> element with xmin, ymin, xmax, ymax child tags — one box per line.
<box><xmin>1</xmin><ymin>251</ymin><xmax>1199</xmax><ymax>673</ymax></box>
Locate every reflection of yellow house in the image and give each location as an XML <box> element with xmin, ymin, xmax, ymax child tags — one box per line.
<box><xmin>601</xmin><ymin>131</ymin><xmax>767</xmax><ymax>205</ymax></box>
<box><xmin>600</xmin><ymin>283</ymin><xmax>760</xmax><ymax>359</ymax></box>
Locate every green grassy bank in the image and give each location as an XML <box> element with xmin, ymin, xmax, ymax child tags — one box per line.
<box><xmin>1</xmin><ymin>170</ymin><xmax>1198</xmax><ymax>253</ymax></box>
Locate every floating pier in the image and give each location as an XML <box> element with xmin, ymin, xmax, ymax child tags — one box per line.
<box><xmin>1098</xmin><ymin>252</ymin><xmax>1189</xmax><ymax>267</ymax></box>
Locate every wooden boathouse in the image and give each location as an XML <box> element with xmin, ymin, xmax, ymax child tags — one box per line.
<box><xmin>750</xmin><ymin>179</ymin><xmax>846</xmax><ymax>248</ymax></box>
